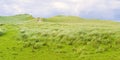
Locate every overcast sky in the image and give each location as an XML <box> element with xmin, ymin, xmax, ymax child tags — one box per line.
<box><xmin>0</xmin><ymin>0</ymin><xmax>120</xmax><ymax>21</ymax></box>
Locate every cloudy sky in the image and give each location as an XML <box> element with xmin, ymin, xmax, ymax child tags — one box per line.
<box><xmin>0</xmin><ymin>0</ymin><xmax>120</xmax><ymax>21</ymax></box>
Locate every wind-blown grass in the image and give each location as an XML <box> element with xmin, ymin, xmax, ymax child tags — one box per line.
<box><xmin>0</xmin><ymin>14</ymin><xmax>120</xmax><ymax>60</ymax></box>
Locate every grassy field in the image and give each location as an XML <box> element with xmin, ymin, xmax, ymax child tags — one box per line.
<box><xmin>0</xmin><ymin>14</ymin><xmax>120</xmax><ymax>60</ymax></box>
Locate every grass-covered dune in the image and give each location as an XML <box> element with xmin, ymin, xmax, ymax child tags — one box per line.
<box><xmin>0</xmin><ymin>14</ymin><xmax>34</xmax><ymax>24</ymax></box>
<box><xmin>43</xmin><ymin>15</ymin><xmax>117</xmax><ymax>23</ymax></box>
<box><xmin>0</xmin><ymin>14</ymin><xmax>120</xmax><ymax>60</ymax></box>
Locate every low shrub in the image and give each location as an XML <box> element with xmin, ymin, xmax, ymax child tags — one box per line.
<box><xmin>0</xmin><ymin>29</ymin><xmax>6</xmax><ymax>36</ymax></box>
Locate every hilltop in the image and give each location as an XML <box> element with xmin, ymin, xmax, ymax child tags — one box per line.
<box><xmin>43</xmin><ymin>15</ymin><xmax>118</xmax><ymax>23</ymax></box>
<box><xmin>0</xmin><ymin>14</ymin><xmax>119</xmax><ymax>24</ymax></box>
<box><xmin>0</xmin><ymin>14</ymin><xmax>34</xmax><ymax>24</ymax></box>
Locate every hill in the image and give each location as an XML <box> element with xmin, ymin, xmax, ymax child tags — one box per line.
<box><xmin>42</xmin><ymin>15</ymin><xmax>118</xmax><ymax>23</ymax></box>
<box><xmin>0</xmin><ymin>14</ymin><xmax>120</xmax><ymax>60</ymax></box>
<box><xmin>0</xmin><ymin>14</ymin><xmax>34</xmax><ymax>24</ymax></box>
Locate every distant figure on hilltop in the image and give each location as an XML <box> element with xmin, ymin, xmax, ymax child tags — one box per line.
<box><xmin>36</xmin><ymin>17</ymin><xmax>42</xmax><ymax>22</ymax></box>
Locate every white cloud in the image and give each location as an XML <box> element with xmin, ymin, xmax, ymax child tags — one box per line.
<box><xmin>3</xmin><ymin>4</ymin><xmax>25</xmax><ymax>14</ymax></box>
<box><xmin>18</xmin><ymin>0</ymin><xmax>33</xmax><ymax>3</ymax></box>
<box><xmin>52</xmin><ymin>2</ymin><xmax>69</xmax><ymax>10</ymax></box>
<box><xmin>109</xmin><ymin>0</ymin><xmax>120</xmax><ymax>9</ymax></box>
<box><xmin>13</xmin><ymin>5</ymin><xmax>25</xmax><ymax>13</ymax></box>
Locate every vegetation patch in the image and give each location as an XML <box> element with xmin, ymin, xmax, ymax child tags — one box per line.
<box><xmin>0</xmin><ymin>14</ymin><xmax>120</xmax><ymax>60</ymax></box>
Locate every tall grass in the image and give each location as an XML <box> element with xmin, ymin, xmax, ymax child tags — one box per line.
<box><xmin>0</xmin><ymin>15</ymin><xmax>120</xmax><ymax>60</ymax></box>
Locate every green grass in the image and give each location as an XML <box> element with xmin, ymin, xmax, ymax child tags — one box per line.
<box><xmin>42</xmin><ymin>15</ymin><xmax>117</xmax><ymax>24</ymax></box>
<box><xmin>0</xmin><ymin>14</ymin><xmax>120</xmax><ymax>60</ymax></box>
<box><xmin>0</xmin><ymin>14</ymin><xmax>34</xmax><ymax>24</ymax></box>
